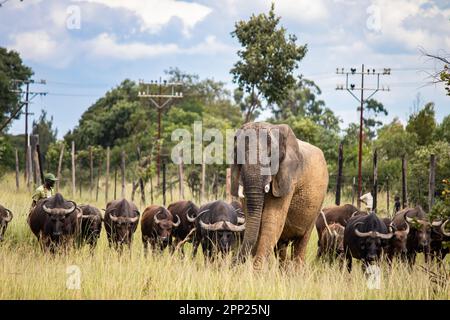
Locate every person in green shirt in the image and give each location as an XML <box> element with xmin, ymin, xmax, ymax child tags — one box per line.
<box><xmin>31</xmin><ymin>173</ymin><xmax>58</xmax><ymax>207</ymax></box>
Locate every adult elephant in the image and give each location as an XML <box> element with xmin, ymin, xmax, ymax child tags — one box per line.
<box><xmin>231</xmin><ymin>122</ymin><xmax>329</xmax><ymax>269</ymax></box>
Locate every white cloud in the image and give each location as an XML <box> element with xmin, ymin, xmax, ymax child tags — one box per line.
<box><xmin>272</xmin><ymin>0</ymin><xmax>329</xmax><ymax>23</ymax></box>
<box><xmin>8</xmin><ymin>30</ymin><xmax>60</xmax><ymax>61</ymax></box>
<box><xmin>86</xmin><ymin>33</ymin><xmax>233</xmax><ymax>60</ymax></box>
<box><xmin>73</xmin><ymin>0</ymin><xmax>212</xmax><ymax>36</ymax></box>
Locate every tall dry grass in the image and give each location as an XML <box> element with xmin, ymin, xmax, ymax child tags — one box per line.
<box><xmin>0</xmin><ymin>174</ymin><xmax>448</xmax><ymax>299</ymax></box>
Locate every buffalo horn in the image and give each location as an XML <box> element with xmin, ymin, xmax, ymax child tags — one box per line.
<box><xmin>4</xmin><ymin>208</ymin><xmax>13</xmax><ymax>222</ymax></box>
<box><xmin>199</xmin><ymin>220</ymin><xmax>225</xmax><ymax>231</ymax></box>
<box><xmin>172</xmin><ymin>215</ymin><xmax>181</xmax><ymax>227</ymax></box>
<box><xmin>224</xmin><ymin>221</ymin><xmax>245</xmax><ymax>232</ymax></box>
<box><xmin>441</xmin><ymin>220</ymin><xmax>450</xmax><ymax>237</ymax></box>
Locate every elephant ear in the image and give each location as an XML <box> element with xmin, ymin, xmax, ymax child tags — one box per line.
<box><xmin>271</xmin><ymin>124</ymin><xmax>303</xmax><ymax>197</ymax></box>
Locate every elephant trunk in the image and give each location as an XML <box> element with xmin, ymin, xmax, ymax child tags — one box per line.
<box><xmin>239</xmin><ymin>191</ymin><xmax>264</xmax><ymax>258</ymax></box>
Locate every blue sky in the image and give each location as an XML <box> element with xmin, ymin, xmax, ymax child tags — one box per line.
<box><xmin>1</xmin><ymin>0</ymin><xmax>449</xmax><ymax>138</ymax></box>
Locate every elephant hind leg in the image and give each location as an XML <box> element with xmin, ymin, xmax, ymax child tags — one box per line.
<box><xmin>275</xmin><ymin>241</ymin><xmax>289</xmax><ymax>266</ymax></box>
<box><xmin>291</xmin><ymin>225</ymin><xmax>314</xmax><ymax>266</ymax></box>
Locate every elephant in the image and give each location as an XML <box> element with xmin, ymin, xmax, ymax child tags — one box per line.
<box><xmin>231</xmin><ymin>122</ymin><xmax>329</xmax><ymax>270</ymax></box>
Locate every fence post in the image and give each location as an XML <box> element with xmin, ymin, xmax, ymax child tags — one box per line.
<box><xmin>56</xmin><ymin>143</ymin><xmax>65</xmax><ymax>192</ymax></box>
<box><xmin>30</xmin><ymin>135</ymin><xmax>38</xmax><ymax>186</ymax></box>
<box><xmin>428</xmin><ymin>154</ymin><xmax>436</xmax><ymax>210</ymax></box>
<box><xmin>335</xmin><ymin>142</ymin><xmax>343</xmax><ymax>205</ymax></box>
<box><xmin>372</xmin><ymin>149</ymin><xmax>378</xmax><ymax>212</ymax></box>
<box><xmin>401</xmin><ymin>155</ymin><xmax>408</xmax><ymax>209</ymax></box>
<box><xmin>226</xmin><ymin>168</ymin><xmax>231</xmax><ymax>203</ymax></box>
<box><xmin>114</xmin><ymin>167</ymin><xmax>117</xmax><ymax>200</ymax></box>
<box><xmin>89</xmin><ymin>146</ymin><xmax>93</xmax><ymax>199</ymax></box>
<box><xmin>178</xmin><ymin>158</ymin><xmax>184</xmax><ymax>200</ymax></box>
<box><xmin>15</xmin><ymin>149</ymin><xmax>19</xmax><ymax>190</ymax></box>
<box><xmin>121</xmin><ymin>150</ymin><xmax>126</xmax><ymax>198</ymax></box>
<box><xmin>36</xmin><ymin>143</ymin><xmax>44</xmax><ymax>184</ymax></box>
<box><xmin>105</xmin><ymin>147</ymin><xmax>110</xmax><ymax>203</ymax></box>
<box><xmin>96</xmin><ymin>158</ymin><xmax>101</xmax><ymax>202</ymax></box>
<box><xmin>136</xmin><ymin>147</ymin><xmax>146</xmax><ymax>205</ymax></box>
<box><xmin>386</xmin><ymin>177</ymin><xmax>390</xmax><ymax>216</ymax></box>
<box><xmin>162</xmin><ymin>162</ymin><xmax>166</xmax><ymax>206</ymax></box>
<box><xmin>71</xmin><ymin>141</ymin><xmax>76</xmax><ymax>198</ymax></box>
<box><xmin>150</xmin><ymin>175</ymin><xmax>154</xmax><ymax>204</ymax></box>
<box><xmin>201</xmin><ymin>153</ymin><xmax>206</xmax><ymax>203</ymax></box>
<box><xmin>351</xmin><ymin>177</ymin><xmax>356</xmax><ymax>206</ymax></box>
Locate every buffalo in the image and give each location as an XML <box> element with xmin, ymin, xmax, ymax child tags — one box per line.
<box><xmin>141</xmin><ymin>205</ymin><xmax>180</xmax><ymax>253</ymax></box>
<box><xmin>28</xmin><ymin>193</ymin><xmax>81</xmax><ymax>252</ymax></box>
<box><xmin>104</xmin><ymin>199</ymin><xmax>140</xmax><ymax>249</ymax></box>
<box><xmin>430</xmin><ymin>219</ymin><xmax>450</xmax><ymax>263</ymax></box>
<box><xmin>391</xmin><ymin>206</ymin><xmax>434</xmax><ymax>265</ymax></box>
<box><xmin>382</xmin><ymin>216</ymin><xmax>410</xmax><ymax>262</ymax></box>
<box><xmin>317</xmin><ymin>210</ymin><xmax>345</xmax><ymax>263</ymax></box>
<box><xmin>192</xmin><ymin>200</ymin><xmax>245</xmax><ymax>259</ymax></box>
<box><xmin>167</xmin><ymin>200</ymin><xmax>199</xmax><ymax>254</ymax></box>
<box><xmin>316</xmin><ymin>204</ymin><xmax>366</xmax><ymax>257</ymax></box>
<box><xmin>78</xmin><ymin>205</ymin><xmax>102</xmax><ymax>249</ymax></box>
<box><xmin>344</xmin><ymin>212</ymin><xmax>393</xmax><ymax>272</ymax></box>
<box><xmin>0</xmin><ymin>204</ymin><xmax>13</xmax><ymax>242</ymax></box>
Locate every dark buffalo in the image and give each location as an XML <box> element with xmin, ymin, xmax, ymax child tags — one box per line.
<box><xmin>344</xmin><ymin>213</ymin><xmax>393</xmax><ymax>271</ymax></box>
<box><xmin>78</xmin><ymin>205</ymin><xmax>102</xmax><ymax>248</ymax></box>
<box><xmin>28</xmin><ymin>193</ymin><xmax>81</xmax><ymax>251</ymax></box>
<box><xmin>104</xmin><ymin>199</ymin><xmax>140</xmax><ymax>248</ymax></box>
<box><xmin>316</xmin><ymin>204</ymin><xmax>365</xmax><ymax>257</ymax></box>
<box><xmin>318</xmin><ymin>221</ymin><xmax>345</xmax><ymax>263</ymax></box>
<box><xmin>0</xmin><ymin>204</ymin><xmax>13</xmax><ymax>242</ymax></box>
<box><xmin>192</xmin><ymin>200</ymin><xmax>245</xmax><ymax>259</ymax></box>
<box><xmin>141</xmin><ymin>205</ymin><xmax>180</xmax><ymax>253</ymax></box>
<box><xmin>167</xmin><ymin>200</ymin><xmax>199</xmax><ymax>253</ymax></box>
<box><xmin>430</xmin><ymin>219</ymin><xmax>450</xmax><ymax>263</ymax></box>
<box><xmin>381</xmin><ymin>216</ymin><xmax>410</xmax><ymax>262</ymax></box>
<box><xmin>392</xmin><ymin>206</ymin><xmax>433</xmax><ymax>265</ymax></box>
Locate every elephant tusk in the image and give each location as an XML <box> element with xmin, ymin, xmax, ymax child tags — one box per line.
<box><xmin>238</xmin><ymin>185</ymin><xmax>245</xmax><ymax>199</ymax></box>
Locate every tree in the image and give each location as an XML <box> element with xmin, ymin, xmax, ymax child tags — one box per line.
<box><xmin>0</xmin><ymin>48</ymin><xmax>33</xmax><ymax>130</ymax></box>
<box><xmin>406</xmin><ymin>102</ymin><xmax>436</xmax><ymax>146</ymax></box>
<box><xmin>230</xmin><ymin>3</ymin><xmax>307</xmax><ymax>122</ymax></box>
<box><xmin>32</xmin><ymin>110</ymin><xmax>57</xmax><ymax>168</ymax></box>
<box><xmin>376</xmin><ymin>118</ymin><xmax>417</xmax><ymax>159</ymax></box>
<box><xmin>272</xmin><ymin>77</ymin><xmax>341</xmax><ymax>132</ymax></box>
<box><xmin>434</xmin><ymin>114</ymin><xmax>450</xmax><ymax>143</ymax></box>
<box><xmin>360</xmin><ymin>99</ymin><xmax>388</xmax><ymax>139</ymax></box>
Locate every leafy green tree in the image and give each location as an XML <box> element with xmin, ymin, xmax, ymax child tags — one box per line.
<box><xmin>359</xmin><ymin>99</ymin><xmax>388</xmax><ymax>139</ymax></box>
<box><xmin>230</xmin><ymin>3</ymin><xmax>307</xmax><ymax>122</ymax></box>
<box><xmin>434</xmin><ymin>114</ymin><xmax>450</xmax><ymax>143</ymax></box>
<box><xmin>406</xmin><ymin>102</ymin><xmax>436</xmax><ymax>146</ymax></box>
<box><xmin>376</xmin><ymin>118</ymin><xmax>417</xmax><ymax>159</ymax></box>
<box><xmin>0</xmin><ymin>48</ymin><xmax>33</xmax><ymax>129</ymax></box>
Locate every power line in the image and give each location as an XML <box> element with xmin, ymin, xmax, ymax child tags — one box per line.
<box><xmin>335</xmin><ymin>65</ymin><xmax>391</xmax><ymax>209</ymax></box>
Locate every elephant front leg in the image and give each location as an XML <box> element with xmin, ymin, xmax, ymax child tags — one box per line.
<box><xmin>253</xmin><ymin>194</ymin><xmax>292</xmax><ymax>271</ymax></box>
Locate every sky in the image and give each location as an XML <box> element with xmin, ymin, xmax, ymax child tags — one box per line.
<box><xmin>0</xmin><ymin>0</ymin><xmax>449</xmax><ymax>139</ymax></box>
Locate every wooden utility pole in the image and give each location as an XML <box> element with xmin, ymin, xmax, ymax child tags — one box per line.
<box><xmin>121</xmin><ymin>150</ymin><xmax>126</xmax><ymax>198</ymax></box>
<box><xmin>336</xmin><ymin>65</ymin><xmax>391</xmax><ymax>208</ymax></box>
<box><xmin>56</xmin><ymin>143</ymin><xmax>65</xmax><ymax>192</ymax></box>
<box><xmin>105</xmin><ymin>147</ymin><xmax>110</xmax><ymax>203</ymax></box>
<box><xmin>226</xmin><ymin>168</ymin><xmax>231</xmax><ymax>203</ymax></box>
<box><xmin>335</xmin><ymin>142</ymin><xmax>343</xmax><ymax>205</ymax></box>
<box><xmin>15</xmin><ymin>149</ymin><xmax>19</xmax><ymax>190</ymax></box>
<box><xmin>71</xmin><ymin>141</ymin><xmax>76</xmax><ymax>198</ymax></box>
<box><xmin>428</xmin><ymin>154</ymin><xmax>436</xmax><ymax>210</ymax></box>
<box><xmin>372</xmin><ymin>149</ymin><xmax>378</xmax><ymax>212</ymax></box>
<box><xmin>401</xmin><ymin>155</ymin><xmax>408</xmax><ymax>209</ymax></box>
<box><xmin>138</xmin><ymin>79</ymin><xmax>183</xmax><ymax>185</ymax></box>
<box><xmin>89</xmin><ymin>146</ymin><xmax>93</xmax><ymax>198</ymax></box>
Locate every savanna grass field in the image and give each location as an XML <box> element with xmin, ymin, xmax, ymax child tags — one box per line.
<box><xmin>0</xmin><ymin>174</ymin><xmax>448</xmax><ymax>300</ymax></box>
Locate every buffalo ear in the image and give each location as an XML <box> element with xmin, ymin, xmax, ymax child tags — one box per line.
<box><xmin>271</xmin><ymin>124</ymin><xmax>302</xmax><ymax>197</ymax></box>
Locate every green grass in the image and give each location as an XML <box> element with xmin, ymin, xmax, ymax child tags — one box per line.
<box><xmin>0</xmin><ymin>174</ymin><xmax>448</xmax><ymax>299</ymax></box>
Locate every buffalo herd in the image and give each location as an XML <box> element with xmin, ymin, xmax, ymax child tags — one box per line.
<box><xmin>0</xmin><ymin>194</ymin><xmax>449</xmax><ymax>271</ymax></box>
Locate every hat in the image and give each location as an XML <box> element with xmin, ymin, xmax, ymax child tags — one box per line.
<box><xmin>44</xmin><ymin>173</ymin><xmax>58</xmax><ymax>182</ymax></box>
